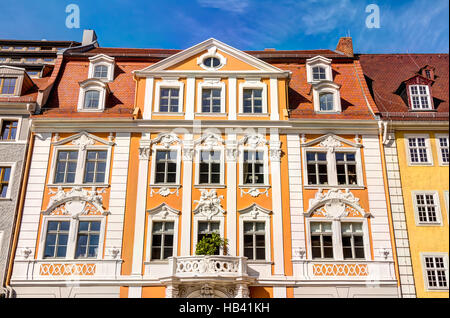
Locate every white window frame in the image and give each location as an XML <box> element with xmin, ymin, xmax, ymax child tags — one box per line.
<box><xmin>0</xmin><ymin>66</ymin><xmax>27</xmax><ymax>97</ymax></box>
<box><xmin>312</xmin><ymin>81</ymin><xmax>342</xmax><ymax>114</ymax></box>
<box><xmin>405</xmin><ymin>134</ymin><xmax>433</xmax><ymax>166</ymax></box>
<box><xmin>196</xmin><ymin>78</ymin><xmax>226</xmax><ymax>115</ymax></box>
<box><xmin>238</xmin><ymin>78</ymin><xmax>268</xmax><ymax>115</ymax></box>
<box><xmin>305</xmin><ymin>217</ymin><xmax>371</xmax><ymax>261</ymax></box>
<box><xmin>302</xmin><ymin>147</ymin><xmax>364</xmax><ymax>188</ymax></box>
<box><xmin>238</xmin><ymin>204</ymin><xmax>272</xmax><ymax>263</ymax></box>
<box><xmin>0</xmin><ymin>162</ymin><xmax>17</xmax><ymax>200</ymax></box>
<box><xmin>88</xmin><ymin>54</ymin><xmax>115</xmax><ymax>82</ymax></box>
<box><xmin>435</xmin><ymin>134</ymin><xmax>449</xmax><ymax>166</ymax></box>
<box><xmin>77</xmin><ymin>79</ymin><xmax>109</xmax><ymax>112</ymax></box>
<box><xmin>146</xmin><ymin>204</ymin><xmax>180</xmax><ymax>262</ymax></box>
<box><xmin>196</xmin><ymin>46</ymin><xmax>227</xmax><ymax>71</ymax></box>
<box><xmin>409</xmin><ymin>84</ymin><xmax>432</xmax><ymax>110</ymax></box>
<box><xmin>0</xmin><ymin>117</ymin><xmax>22</xmax><ymax>142</ymax></box>
<box><xmin>239</xmin><ymin>146</ymin><xmax>270</xmax><ymax>188</ymax></box>
<box><xmin>38</xmin><ymin>215</ymin><xmax>106</xmax><ymax>260</ymax></box>
<box><xmin>194</xmin><ymin>146</ymin><xmax>225</xmax><ymax>187</ymax></box>
<box><xmin>153</xmin><ymin>78</ymin><xmax>184</xmax><ymax>115</ymax></box>
<box><xmin>193</xmin><ymin>217</ymin><xmax>225</xmax><ymax>255</ymax></box>
<box><xmin>306</xmin><ymin>56</ymin><xmax>333</xmax><ymax>83</ymax></box>
<box><xmin>48</xmin><ymin>137</ymin><xmax>113</xmax><ymax>187</ymax></box>
<box><xmin>421</xmin><ymin>252</ymin><xmax>449</xmax><ymax>291</ymax></box>
<box><xmin>150</xmin><ymin>145</ymin><xmax>182</xmax><ymax>187</ymax></box>
<box><xmin>412</xmin><ymin>191</ymin><xmax>443</xmax><ymax>226</ymax></box>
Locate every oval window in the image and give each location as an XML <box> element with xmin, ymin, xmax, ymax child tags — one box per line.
<box><xmin>203</xmin><ymin>57</ymin><xmax>221</xmax><ymax>68</ymax></box>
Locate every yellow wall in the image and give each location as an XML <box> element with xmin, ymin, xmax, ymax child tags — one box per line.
<box><xmin>396</xmin><ymin>130</ymin><xmax>449</xmax><ymax>298</ymax></box>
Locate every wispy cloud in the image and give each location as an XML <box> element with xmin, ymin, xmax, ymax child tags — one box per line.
<box><xmin>197</xmin><ymin>0</ymin><xmax>250</xmax><ymax>13</ymax></box>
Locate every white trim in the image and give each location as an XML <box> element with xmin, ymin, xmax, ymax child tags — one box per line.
<box><xmin>238</xmin><ymin>145</ymin><xmax>269</xmax><ymax>187</ymax></box>
<box><xmin>404</xmin><ymin>134</ymin><xmax>433</xmax><ymax>166</ymax></box>
<box><xmin>196</xmin><ymin>78</ymin><xmax>226</xmax><ymax>114</ymax></box>
<box><xmin>194</xmin><ymin>146</ymin><xmax>225</xmax><ymax>187</ymax></box>
<box><xmin>0</xmin><ymin>162</ymin><xmax>17</xmax><ymax>200</ymax></box>
<box><xmin>149</xmin><ymin>145</ymin><xmax>182</xmax><ymax>186</ymax></box>
<box><xmin>409</xmin><ymin>85</ymin><xmax>432</xmax><ymax>110</ymax></box>
<box><xmin>412</xmin><ymin>191</ymin><xmax>443</xmax><ymax>226</ymax></box>
<box><xmin>420</xmin><ymin>252</ymin><xmax>449</xmax><ymax>291</ymax></box>
<box><xmin>143</xmin><ymin>78</ymin><xmax>154</xmax><ymax>120</ymax></box>
<box><xmin>435</xmin><ymin>134</ymin><xmax>449</xmax><ymax>166</ymax></box>
<box><xmin>153</xmin><ymin>78</ymin><xmax>184</xmax><ymax>113</ymax></box>
<box><xmin>88</xmin><ymin>54</ymin><xmax>115</xmax><ymax>82</ymax></box>
<box><xmin>185</xmin><ymin>77</ymin><xmax>195</xmax><ymax>120</ymax></box>
<box><xmin>0</xmin><ymin>116</ymin><xmax>22</xmax><ymax>142</ymax></box>
<box><xmin>77</xmin><ymin>79</ymin><xmax>109</xmax><ymax>112</ymax></box>
<box><xmin>312</xmin><ymin>81</ymin><xmax>342</xmax><ymax>114</ymax></box>
<box><xmin>306</xmin><ymin>56</ymin><xmax>333</xmax><ymax>84</ymax></box>
<box><xmin>197</xmin><ymin>46</ymin><xmax>227</xmax><ymax>71</ymax></box>
<box><xmin>192</xmin><ymin>216</ymin><xmax>225</xmax><ymax>255</ymax></box>
<box><xmin>238</xmin><ymin>78</ymin><xmax>268</xmax><ymax>115</ymax></box>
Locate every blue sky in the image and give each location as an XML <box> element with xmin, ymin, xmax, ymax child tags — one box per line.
<box><xmin>0</xmin><ymin>0</ymin><xmax>448</xmax><ymax>53</ymax></box>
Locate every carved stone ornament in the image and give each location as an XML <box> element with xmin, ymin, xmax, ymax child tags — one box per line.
<box><xmin>71</xmin><ymin>134</ymin><xmax>95</xmax><ymax>150</ymax></box>
<box><xmin>240</xmin><ymin>187</ymin><xmax>269</xmax><ymax>198</ymax></box>
<box><xmin>319</xmin><ymin>135</ymin><xmax>342</xmax><ymax>152</ymax></box>
<box><xmin>195</xmin><ymin>133</ymin><xmax>224</xmax><ymax>151</ymax></box>
<box><xmin>150</xmin><ymin>187</ymin><xmax>179</xmax><ymax>198</ymax></box>
<box><xmin>151</xmin><ymin>133</ymin><xmax>181</xmax><ymax>149</ymax></box>
<box><xmin>238</xmin><ymin>134</ymin><xmax>269</xmax><ymax>149</ymax></box>
<box><xmin>193</xmin><ymin>189</ymin><xmax>225</xmax><ymax>220</ymax></box>
<box><xmin>139</xmin><ymin>145</ymin><xmax>151</xmax><ymax>160</ymax></box>
<box><xmin>44</xmin><ymin>187</ymin><xmax>108</xmax><ymax>218</ymax></box>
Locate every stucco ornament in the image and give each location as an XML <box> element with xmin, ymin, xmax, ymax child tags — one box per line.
<box><xmin>193</xmin><ymin>189</ymin><xmax>225</xmax><ymax>220</ymax></box>
<box><xmin>71</xmin><ymin>134</ymin><xmax>95</xmax><ymax>150</ymax></box>
<box><xmin>319</xmin><ymin>135</ymin><xmax>342</xmax><ymax>153</ymax></box>
<box><xmin>152</xmin><ymin>133</ymin><xmax>181</xmax><ymax>149</ymax></box>
<box><xmin>239</xmin><ymin>134</ymin><xmax>269</xmax><ymax>149</ymax></box>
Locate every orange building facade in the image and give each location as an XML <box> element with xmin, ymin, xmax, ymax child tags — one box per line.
<box><xmin>8</xmin><ymin>38</ymin><xmax>400</xmax><ymax>298</ymax></box>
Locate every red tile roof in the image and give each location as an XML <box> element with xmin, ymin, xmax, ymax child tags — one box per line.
<box><xmin>358</xmin><ymin>54</ymin><xmax>449</xmax><ymax>121</ymax></box>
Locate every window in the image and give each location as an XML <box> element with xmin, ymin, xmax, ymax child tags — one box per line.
<box><xmin>306</xmin><ymin>152</ymin><xmax>328</xmax><ymax>185</ymax></box>
<box><xmin>25</xmin><ymin>58</ymin><xmax>37</xmax><ymax>63</ymax></box>
<box><xmin>336</xmin><ymin>152</ymin><xmax>358</xmax><ymax>185</ymax></box>
<box><xmin>43</xmin><ymin>221</ymin><xmax>70</xmax><ymax>259</ymax></box>
<box><xmin>155</xmin><ymin>150</ymin><xmax>177</xmax><ymax>184</ymax></box>
<box><xmin>414</xmin><ymin>193</ymin><xmax>441</xmax><ymax>225</ymax></box>
<box><xmin>83</xmin><ymin>150</ymin><xmax>107</xmax><ymax>184</ymax></box>
<box><xmin>202</xmin><ymin>88</ymin><xmax>221</xmax><ymax>113</ymax></box>
<box><xmin>407</xmin><ymin>136</ymin><xmax>430</xmax><ymax>164</ymax></box>
<box><xmin>27</xmin><ymin>47</ymin><xmax>38</xmax><ymax>51</ymax></box>
<box><xmin>159</xmin><ymin>88</ymin><xmax>179</xmax><ymax>112</ymax></box>
<box><xmin>203</xmin><ymin>57</ymin><xmax>220</xmax><ymax>68</ymax></box>
<box><xmin>243</xmin><ymin>150</ymin><xmax>265</xmax><ymax>185</ymax></box>
<box><xmin>43</xmin><ymin>58</ymin><xmax>54</xmax><ymax>62</ymax></box>
<box><xmin>75</xmin><ymin>221</ymin><xmax>101</xmax><ymax>259</ymax></box>
<box><xmin>27</xmin><ymin>71</ymin><xmax>39</xmax><ymax>77</ymax></box>
<box><xmin>243</xmin><ymin>89</ymin><xmax>263</xmax><ymax>114</ymax></box>
<box><xmin>319</xmin><ymin>93</ymin><xmax>334</xmax><ymax>111</ymax></box>
<box><xmin>409</xmin><ymin>85</ymin><xmax>432</xmax><ymax>110</ymax></box>
<box><xmin>14</xmin><ymin>47</ymin><xmax>23</xmax><ymax>50</ymax></box>
<box><xmin>151</xmin><ymin>221</ymin><xmax>174</xmax><ymax>260</ymax></box>
<box><xmin>0</xmin><ymin>77</ymin><xmax>17</xmax><ymax>95</ymax></box>
<box><xmin>243</xmin><ymin>221</ymin><xmax>266</xmax><ymax>260</ymax></box>
<box><xmin>425</xmin><ymin>70</ymin><xmax>431</xmax><ymax>79</ymax></box>
<box><xmin>310</xmin><ymin>222</ymin><xmax>333</xmax><ymax>259</ymax></box>
<box><xmin>312</xmin><ymin>66</ymin><xmax>326</xmax><ymax>81</ymax></box>
<box><xmin>83</xmin><ymin>90</ymin><xmax>100</xmax><ymax>109</ymax></box>
<box><xmin>0</xmin><ymin>167</ymin><xmax>11</xmax><ymax>198</ymax></box>
<box><xmin>1</xmin><ymin>120</ymin><xmax>18</xmax><ymax>140</ymax></box>
<box><xmin>199</xmin><ymin>150</ymin><xmax>221</xmax><ymax>184</ymax></box>
<box><xmin>437</xmin><ymin>135</ymin><xmax>449</xmax><ymax>165</ymax></box>
<box><xmin>197</xmin><ymin>221</ymin><xmax>220</xmax><ymax>255</ymax></box>
<box><xmin>54</xmin><ymin>150</ymin><xmax>78</xmax><ymax>184</ymax></box>
<box><xmin>93</xmin><ymin>65</ymin><xmax>108</xmax><ymax>79</ymax></box>
<box><xmin>341</xmin><ymin>223</ymin><xmax>365</xmax><ymax>259</ymax></box>
<box><xmin>424</xmin><ymin>255</ymin><xmax>448</xmax><ymax>290</ymax></box>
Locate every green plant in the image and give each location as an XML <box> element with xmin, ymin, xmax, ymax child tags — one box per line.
<box><xmin>195</xmin><ymin>233</ymin><xmax>228</xmax><ymax>256</ymax></box>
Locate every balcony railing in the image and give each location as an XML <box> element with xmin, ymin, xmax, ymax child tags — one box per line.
<box><xmin>169</xmin><ymin>256</ymin><xmax>248</xmax><ymax>277</ymax></box>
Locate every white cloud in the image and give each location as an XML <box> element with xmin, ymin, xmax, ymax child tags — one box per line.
<box><xmin>197</xmin><ymin>0</ymin><xmax>250</xmax><ymax>13</ymax></box>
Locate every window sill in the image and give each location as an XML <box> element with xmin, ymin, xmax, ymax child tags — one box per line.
<box><xmin>77</xmin><ymin>109</ymin><xmax>105</xmax><ymax>113</ymax></box>
<box><xmin>144</xmin><ymin>260</ymin><xmax>169</xmax><ymax>264</ymax></box>
<box><xmin>247</xmin><ymin>260</ymin><xmax>273</xmax><ymax>265</ymax></box>
<box><xmin>194</xmin><ymin>184</ymin><xmax>226</xmax><ymax>189</ymax></box>
<box><xmin>239</xmin><ymin>184</ymin><xmax>270</xmax><ymax>189</ymax></box>
<box><xmin>0</xmin><ymin>197</ymin><xmax>12</xmax><ymax>201</ymax></box>
<box><xmin>47</xmin><ymin>183</ymin><xmax>110</xmax><ymax>188</ymax></box>
<box><xmin>149</xmin><ymin>184</ymin><xmax>181</xmax><ymax>189</ymax></box>
<box><xmin>194</xmin><ymin>112</ymin><xmax>228</xmax><ymax>117</ymax></box>
<box><xmin>153</xmin><ymin>112</ymin><xmax>185</xmax><ymax>116</ymax></box>
<box><xmin>303</xmin><ymin>184</ymin><xmax>365</xmax><ymax>190</ymax></box>
<box><xmin>237</xmin><ymin>113</ymin><xmax>270</xmax><ymax>117</ymax></box>
<box><xmin>407</xmin><ymin>162</ymin><xmax>434</xmax><ymax>167</ymax></box>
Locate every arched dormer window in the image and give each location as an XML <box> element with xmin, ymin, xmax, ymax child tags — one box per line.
<box><xmin>88</xmin><ymin>54</ymin><xmax>115</xmax><ymax>82</ymax></box>
<box><xmin>77</xmin><ymin>79</ymin><xmax>110</xmax><ymax>112</ymax></box>
<box><xmin>312</xmin><ymin>81</ymin><xmax>342</xmax><ymax>113</ymax></box>
<box><xmin>84</xmin><ymin>90</ymin><xmax>100</xmax><ymax>109</ymax></box>
<box><xmin>306</xmin><ymin>56</ymin><xmax>333</xmax><ymax>83</ymax></box>
<box><xmin>312</xmin><ymin>66</ymin><xmax>327</xmax><ymax>81</ymax></box>
<box><xmin>93</xmin><ymin>65</ymin><xmax>109</xmax><ymax>79</ymax></box>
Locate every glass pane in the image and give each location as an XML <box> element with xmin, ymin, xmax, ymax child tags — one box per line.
<box><xmin>165</xmin><ymin>235</ymin><xmax>174</xmax><ymax>247</ymax></box>
<box><xmin>151</xmin><ymin>248</ymin><xmax>161</xmax><ymax>260</ymax></box>
<box><xmin>59</xmin><ymin>221</ymin><xmax>70</xmax><ymax>231</ymax></box>
<box><xmin>256</xmin><ymin>248</ymin><xmax>265</xmax><ymax>260</ymax></box>
<box><xmin>152</xmin><ymin>222</ymin><xmax>163</xmax><ymax>233</ymax></box>
<box><xmin>244</xmin><ymin>248</ymin><xmax>253</xmax><ymax>260</ymax></box>
<box><xmin>243</xmin><ymin>235</ymin><xmax>253</xmax><ymax>247</ymax></box>
<box><xmin>312</xmin><ymin>247</ymin><xmax>322</xmax><ymax>258</ymax></box>
<box><xmin>323</xmin><ymin>247</ymin><xmax>333</xmax><ymax>258</ymax></box>
<box><xmin>244</xmin><ymin>222</ymin><xmax>253</xmax><ymax>233</ymax></box>
<box><xmin>152</xmin><ymin>234</ymin><xmax>162</xmax><ymax>246</ymax></box>
<box><xmin>163</xmin><ymin>248</ymin><xmax>173</xmax><ymax>259</ymax></box>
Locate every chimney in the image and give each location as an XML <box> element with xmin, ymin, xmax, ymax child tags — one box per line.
<box><xmin>336</xmin><ymin>37</ymin><xmax>353</xmax><ymax>57</ymax></box>
<box><xmin>82</xmin><ymin>29</ymin><xmax>98</xmax><ymax>46</ymax></box>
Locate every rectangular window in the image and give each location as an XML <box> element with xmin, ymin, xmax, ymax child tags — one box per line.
<box><xmin>0</xmin><ymin>167</ymin><xmax>11</xmax><ymax>198</ymax></box>
<box><xmin>408</xmin><ymin>137</ymin><xmax>429</xmax><ymax>163</ymax></box>
<box><xmin>93</xmin><ymin>65</ymin><xmax>108</xmax><ymax>79</ymax></box>
<box><xmin>0</xmin><ymin>77</ymin><xmax>17</xmax><ymax>95</ymax></box>
<box><xmin>319</xmin><ymin>93</ymin><xmax>334</xmax><ymax>111</ymax></box>
<box><xmin>306</xmin><ymin>152</ymin><xmax>328</xmax><ymax>185</ymax></box>
<box><xmin>83</xmin><ymin>150</ymin><xmax>107</xmax><ymax>184</ymax></box>
<box><xmin>438</xmin><ymin>136</ymin><xmax>449</xmax><ymax>164</ymax></box>
<box><xmin>75</xmin><ymin>221</ymin><xmax>101</xmax><ymax>259</ymax></box>
<box><xmin>336</xmin><ymin>152</ymin><xmax>358</xmax><ymax>185</ymax></box>
<box><xmin>310</xmin><ymin>222</ymin><xmax>333</xmax><ymax>259</ymax></box>
<box><xmin>1</xmin><ymin>120</ymin><xmax>18</xmax><ymax>140</ymax></box>
<box><xmin>243</xmin><ymin>89</ymin><xmax>263</xmax><ymax>114</ymax></box>
<box><xmin>243</xmin><ymin>150</ymin><xmax>265</xmax><ymax>185</ymax></box>
<box><xmin>341</xmin><ymin>223</ymin><xmax>365</xmax><ymax>259</ymax></box>
<box><xmin>154</xmin><ymin>150</ymin><xmax>177</xmax><ymax>184</ymax></box>
<box><xmin>312</xmin><ymin>66</ymin><xmax>326</xmax><ymax>81</ymax></box>
<box><xmin>202</xmin><ymin>88</ymin><xmax>221</xmax><ymax>113</ymax></box>
<box><xmin>410</xmin><ymin>85</ymin><xmax>431</xmax><ymax>110</ymax></box>
<box><xmin>44</xmin><ymin>221</ymin><xmax>70</xmax><ymax>259</ymax></box>
<box><xmin>198</xmin><ymin>221</ymin><xmax>220</xmax><ymax>255</ymax></box>
<box><xmin>159</xmin><ymin>88</ymin><xmax>179</xmax><ymax>112</ymax></box>
<box><xmin>424</xmin><ymin>256</ymin><xmax>448</xmax><ymax>289</ymax></box>
<box><xmin>54</xmin><ymin>150</ymin><xmax>78</xmax><ymax>184</ymax></box>
<box><xmin>84</xmin><ymin>90</ymin><xmax>100</xmax><ymax>109</ymax></box>
<box><xmin>415</xmin><ymin>193</ymin><xmax>440</xmax><ymax>224</ymax></box>
<box><xmin>151</xmin><ymin>221</ymin><xmax>174</xmax><ymax>260</ymax></box>
<box><xmin>243</xmin><ymin>221</ymin><xmax>266</xmax><ymax>260</ymax></box>
<box><xmin>199</xmin><ymin>150</ymin><xmax>221</xmax><ymax>184</ymax></box>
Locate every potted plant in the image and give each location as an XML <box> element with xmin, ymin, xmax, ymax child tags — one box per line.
<box><xmin>195</xmin><ymin>233</ymin><xmax>228</xmax><ymax>256</ymax></box>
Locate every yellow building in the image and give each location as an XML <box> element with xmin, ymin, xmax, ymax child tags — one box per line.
<box><xmin>360</xmin><ymin>54</ymin><xmax>449</xmax><ymax>298</ymax></box>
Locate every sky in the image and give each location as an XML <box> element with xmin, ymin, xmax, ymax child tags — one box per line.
<box><xmin>0</xmin><ymin>0</ymin><xmax>448</xmax><ymax>53</ymax></box>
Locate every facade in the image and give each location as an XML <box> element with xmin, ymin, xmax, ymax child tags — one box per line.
<box><xmin>5</xmin><ymin>37</ymin><xmax>403</xmax><ymax>298</ymax></box>
<box><xmin>360</xmin><ymin>54</ymin><xmax>449</xmax><ymax>298</ymax></box>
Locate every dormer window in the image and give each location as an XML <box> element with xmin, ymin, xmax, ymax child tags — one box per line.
<box><xmin>0</xmin><ymin>77</ymin><xmax>17</xmax><ymax>95</ymax></box>
<box><xmin>77</xmin><ymin>79</ymin><xmax>109</xmax><ymax>112</ymax></box>
<box><xmin>306</xmin><ymin>56</ymin><xmax>333</xmax><ymax>83</ymax></box>
<box><xmin>313</xmin><ymin>66</ymin><xmax>327</xmax><ymax>81</ymax></box>
<box><xmin>319</xmin><ymin>93</ymin><xmax>334</xmax><ymax>111</ymax></box>
<box><xmin>312</xmin><ymin>81</ymin><xmax>342</xmax><ymax>113</ymax></box>
<box><xmin>409</xmin><ymin>85</ymin><xmax>432</xmax><ymax>110</ymax></box>
<box><xmin>84</xmin><ymin>90</ymin><xmax>100</xmax><ymax>109</ymax></box>
<box><xmin>88</xmin><ymin>54</ymin><xmax>115</xmax><ymax>82</ymax></box>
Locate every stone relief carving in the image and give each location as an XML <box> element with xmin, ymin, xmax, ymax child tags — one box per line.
<box><xmin>193</xmin><ymin>189</ymin><xmax>225</xmax><ymax>220</ymax></box>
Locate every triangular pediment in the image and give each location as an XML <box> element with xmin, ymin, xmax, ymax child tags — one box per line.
<box><xmin>301</xmin><ymin>133</ymin><xmax>362</xmax><ymax>148</ymax></box>
<box><xmin>134</xmin><ymin>38</ymin><xmax>289</xmax><ymax>76</ymax></box>
<box><xmin>52</xmin><ymin>131</ymin><xmax>115</xmax><ymax>147</ymax></box>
